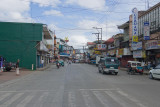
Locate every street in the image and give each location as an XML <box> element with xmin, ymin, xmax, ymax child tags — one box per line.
<box><xmin>0</xmin><ymin>63</ymin><xmax>160</xmax><ymax>107</ymax></box>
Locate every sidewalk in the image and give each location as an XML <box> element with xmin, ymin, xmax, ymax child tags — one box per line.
<box><xmin>36</xmin><ymin>63</ymin><xmax>54</xmax><ymax>71</ymax></box>
<box><xmin>0</xmin><ymin>68</ymin><xmax>33</xmax><ymax>84</ymax></box>
<box><xmin>120</xmin><ymin>67</ymin><xmax>149</xmax><ymax>75</ymax></box>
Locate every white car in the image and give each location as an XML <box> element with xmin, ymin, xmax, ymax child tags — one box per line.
<box><xmin>149</xmin><ymin>64</ymin><xmax>160</xmax><ymax>79</ymax></box>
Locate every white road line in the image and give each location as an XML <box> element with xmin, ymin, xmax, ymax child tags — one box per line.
<box><xmin>16</xmin><ymin>95</ymin><xmax>34</xmax><ymax>107</ymax></box>
<box><xmin>92</xmin><ymin>91</ymin><xmax>110</xmax><ymax>107</ymax></box>
<box><xmin>1</xmin><ymin>93</ymin><xmax>24</xmax><ymax>107</ymax></box>
<box><xmin>0</xmin><ymin>93</ymin><xmax>12</xmax><ymax>101</ymax></box>
<box><xmin>117</xmin><ymin>90</ymin><xmax>146</xmax><ymax>107</ymax></box>
<box><xmin>33</xmin><ymin>92</ymin><xmax>49</xmax><ymax>107</ymax></box>
<box><xmin>79</xmin><ymin>89</ymin><xmax>118</xmax><ymax>91</ymax></box>
<box><xmin>105</xmin><ymin>91</ymin><xmax>130</xmax><ymax>107</ymax></box>
<box><xmin>81</xmin><ymin>91</ymin><xmax>96</xmax><ymax>107</ymax></box>
<box><xmin>68</xmin><ymin>92</ymin><xmax>76</xmax><ymax>107</ymax></box>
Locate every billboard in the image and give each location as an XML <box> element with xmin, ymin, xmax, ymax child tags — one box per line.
<box><xmin>144</xmin><ymin>22</ymin><xmax>150</xmax><ymax>40</ymax></box>
<box><xmin>97</xmin><ymin>44</ymin><xmax>106</xmax><ymax>50</ymax></box>
<box><xmin>132</xmin><ymin>8</ymin><xmax>138</xmax><ymax>42</ymax></box>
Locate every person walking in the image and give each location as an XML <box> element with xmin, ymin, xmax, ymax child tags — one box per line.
<box><xmin>16</xmin><ymin>59</ymin><xmax>20</xmax><ymax>76</ymax></box>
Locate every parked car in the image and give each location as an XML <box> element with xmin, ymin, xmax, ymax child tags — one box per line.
<box><xmin>0</xmin><ymin>56</ymin><xmax>16</xmax><ymax>71</ymax></box>
<box><xmin>149</xmin><ymin>64</ymin><xmax>160</xmax><ymax>79</ymax></box>
<box><xmin>98</xmin><ymin>57</ymin><xmax>120</xmax><ymax>75</ymax></box>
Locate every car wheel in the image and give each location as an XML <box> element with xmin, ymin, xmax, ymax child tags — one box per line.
<box><xmin>115</xmin><ymin>72</ymin><xmax>118</xmax><ymax>75</ymax></box>
<box><xmin>102</xmin><ymin>69</ymin><xmax>105</xmax><ymax>74</ymax></box>
<box><xmin>98</xmin><ymin>67</ymin><xmax>101</xmax><ymax>73</ymax></box>
<box><xmin>149</xmin><ymin>73</ymin><xmax>154</xmax><ymax>79</ymax></box>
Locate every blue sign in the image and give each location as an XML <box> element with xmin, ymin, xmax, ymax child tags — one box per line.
<box><xmin>144</xmin><ymin>22</ymin><xmax>150</xmax><ymax>40</ymax></box>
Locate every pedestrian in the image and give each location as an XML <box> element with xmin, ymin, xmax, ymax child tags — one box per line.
<box><xmin>41</xmin><ymin>58</ymin><xmax>44</xmax><ymax>67</ymax></box>
<box><xmin>16</xmin><ymin>59</ymin><xmax>20</xmax><ymax>76</ymax></box>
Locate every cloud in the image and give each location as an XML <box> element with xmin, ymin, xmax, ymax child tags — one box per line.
<box><xmin>32</xmin><ymin>0</ymin><xmax>61</xmax><ymax>7</ymax></box>
<box><xmin>43</xmin><ymin>10</ymin><xmax>63</xmax><ymax>16</ymax></box>
<box><xmin>66</xmin><ymin>0</ymin><xmax>107</xmax><ymax>11</ymax></box>
<box><xmin>68</xmin><ymin>35</ymin><xmax>89</xmax><ymax>49</ymax></box>
<box><xmin>0</xmin><ymin>0</ymin><xmax>31</xmax><ymax>22</ymax></box>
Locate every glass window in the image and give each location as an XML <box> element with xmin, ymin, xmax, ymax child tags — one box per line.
<box><xmin>155</xmin><ymin>64</ymin><xmax>160</xmax><ymax>69</ymax></box>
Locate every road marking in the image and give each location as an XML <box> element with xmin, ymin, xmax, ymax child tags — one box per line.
<box><xmin>117</xmin><ymin>90</ymin><xmax>146</xmax><ymax>107</ymax></box>
<box><xmin>105</xmin><ymin>91</ymin><xmax>130</xmax><ymax>107</ymax></box>
<box><xmin>0</xmin><ymin>93</ymin><xmax>12</xmax><ymax>101</ymax></box>
<box><xmin>68</xmin><ymin>92</ymin><xmax>76</xmax><ymax>107</ymax></box>
<box><xmin>16</xmin><ymin>95</ymin><xmax>34</xmax><ymax>107</ymax></box>
<box><xmin>0</xmin><ymin>90</ymin><xmax>56</xmax><ymax>93</ymax></box>
<box><xmin>92</xmin><ymin>91</ymin><xmax>110</xmax><ymax>107</ymax></box>
<box><xmin>33</xmin><ymin>92</ymin><xmax>49</xmax><ymax>107</ymax></box>
<box><xmin>1</xmin><ymin>93</ymin><xmax>23</xmax><ymax>107</ymax></box>
<box><xmin>81</xmin><ymin>91</ymin><xmax>96</xmax><ymax>107</ymax></box>
<box><xmin>79</xmin><ymin>89</ymin><xmax>118</xmax><ymax>91</ymax></box>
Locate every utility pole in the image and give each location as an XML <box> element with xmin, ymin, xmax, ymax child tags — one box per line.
<box><xmin>92</xmin><ymin>33</ymin><xmax>100</xmax><ymax>43</ymax></box>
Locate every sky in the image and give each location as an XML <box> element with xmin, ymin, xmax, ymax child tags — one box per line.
<box><xmin>0</xmin><ymin>0</ymin><xmax>160</xmax><ymax>49</ymax></box>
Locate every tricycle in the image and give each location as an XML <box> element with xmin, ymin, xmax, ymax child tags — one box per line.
<box><xmin>127</xmin><ymin>61</ymin><xmax>143</xmax><ymax>75</ymax></box>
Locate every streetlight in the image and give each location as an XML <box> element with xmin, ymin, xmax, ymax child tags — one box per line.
<box><xmin>92</xmin><ymin>27</ymin><xmax>102</xmax><ymax>44</ymax></box>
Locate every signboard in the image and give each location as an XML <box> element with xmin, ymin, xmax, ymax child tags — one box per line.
<box><xmin>118</xmin><ymin>49</ymin><xmax>123</xmax><ymax>55</ymax></box>
<box><xmin>145</xmin><ymin>41</ymin><xmax>160</xmax><ymax>50</ymax></box>
<box><xmin>97</xmin><ymin>44</ymin><xmax>106</xmax><ymax>50</ymax></box>
<box><xmin>131</xmin><ymin>42</ymin><xmax>142</xmax><ymax>50</ymax></box>
<box><xmin>132</xmin><ymin>8</ymin><xmax>138</xmax><ymax>42</ymax></box>
<box><xmin>133</xmin><ymin>50</ymin><xmax>146</xmax><ymax>58</ymax></box>
<box><xmin>144</xmin><ymin>22</ymin><xmax>150</xmax><ymax>40</ymax></box>
<box><xmin>95</xmin><ymin>51</ymin><xmax>101</xmax><ymax>54</ymax></box>
<box><xmin>123</xmin><ymin>48</ymin><xmax>132</xmax><ymax>55</ymax></box>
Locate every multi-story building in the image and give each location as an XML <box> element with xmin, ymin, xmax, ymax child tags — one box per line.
<box><xmin>0</xmin><ymin>22</ymin><xmax>53</xmax><ymax>70</ymax></box>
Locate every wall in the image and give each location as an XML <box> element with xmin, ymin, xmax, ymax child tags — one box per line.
<box><xmin>0</xmin><ymin>22</ymin><xmax>43</xmax><ymax>70</ymax></box>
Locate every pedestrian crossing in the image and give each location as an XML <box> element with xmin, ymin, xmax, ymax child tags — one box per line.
<box><xmin>0</xmin><ymin>89</ymin><xmax>147</xmax><ymax>107</ymax></box>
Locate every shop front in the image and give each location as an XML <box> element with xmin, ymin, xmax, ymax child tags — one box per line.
<box><xmin>145</xmin><ymin>40</ymin><xmax>160</xmax><ymax>66</ymax></box>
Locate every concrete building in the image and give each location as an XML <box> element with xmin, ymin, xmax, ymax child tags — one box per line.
<box><xmin>0</xmin><ymin>22</ymin><xmax>53</xmax><ymax>70</ymax></box>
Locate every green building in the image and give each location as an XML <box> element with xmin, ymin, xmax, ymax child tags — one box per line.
<box><xmin>0</xmin><ymin>22</ymin><xmax>53</xmax><ymax>70</ymax></box>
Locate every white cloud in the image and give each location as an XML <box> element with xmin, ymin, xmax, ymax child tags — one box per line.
<box><xmin>69</xmin><ymin>35</ymin><xmax>89</xmax><ymax>49</ymax></box>
<box><xmin>0</xmin><ymin>0</ymin><xmax>31</xmax><ymax>22</ymax></box>
<box><xmin>32</xmin><ymin>0</ymin><xmax>61</xmax><ymax>7</ymax></box>
<box><xmin>43</xmin><ymin>10</ymin><xmax>63</xmax><ymax>16</ymax></box>
<box><xmin>66</xmin><ymin>0</ymin><xmax>107</xmax><ymax>11</ymax></box>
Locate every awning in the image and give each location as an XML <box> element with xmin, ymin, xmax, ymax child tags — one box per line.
<box><xmin>60</xmin><ymin>53</ymin><xmax>70</xmax><ymax>57</ymax></box>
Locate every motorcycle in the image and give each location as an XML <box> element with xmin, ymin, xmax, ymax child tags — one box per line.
<box><xmin>56</xmin><ymin>62</ymin><xmax>60</xmax><ymax>68</ymax></box>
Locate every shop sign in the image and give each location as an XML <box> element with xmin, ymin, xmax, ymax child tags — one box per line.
<box><xmin>131</xmin><ymin>42</ymin><xmax>142</xmax><ymax>50</ymax></box>
<box><xmin>95</xmin><ymin>51</ymin><xmax>101</xmax><ymax>54</ymax></box>
<box><xmin>123</xmin><ymin>48</ymin><xmax>132</xmax><ymax>55</ymax></box>
<box><xmin>132</xmin><ymin>8</ymin><xmax>138</xmax><ymax>42</ymax></box>
<box><xmin>97</xmin><ymin>44</ymin><xmax>106</xmax><ymax>50</ymax></box>
<box><xmin>144</xmin><ymin>22</ymin><xmax>150</xmax><ymax>40</ymax></box>
<box><xmin>145</xmin><ymin>41</ymin><xmax>160</xmax><ymax>50</ymax></box>
<box><xmin>118</xmin><ymin>48</ymin><xmax>123</xmax><ymax>55</ymax></box>
<box><xmin>116</xmin><ymin>55</ymin><xmax>122</xmax><ymax>58</ymax></box>
<box><xmin>133</xmin><ymin>50</ymin><xmax>146</xmax><ymax>58</ymax></box>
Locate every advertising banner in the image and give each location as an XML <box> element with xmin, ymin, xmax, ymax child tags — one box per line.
<box><xmin>133</xmin><ymin>50</ymin><xmax>146</xmax><ymax>58</ymax></box>
<box><xmin>97</xmin><ymin>44</ymin><xmax>106</xmax><ymax>50</ymax></box>
<box><xmin>131</xmin><ymin>42</ymin><xmax>142</xmax><ymax>50</ymax></box>
<box><xmin>144</xmin><ymin>22</ymin><xmax>150</xmax><ymax>40</ymax></box>
<box><xmin>132</xmin><ymin>8</ymin><xmax>138</xmax><ymax>42</ymax></box>
<box><xmin>145</xmin><ymin>41</ymin><xmax>160</xmax><ymax>50</ymax></box>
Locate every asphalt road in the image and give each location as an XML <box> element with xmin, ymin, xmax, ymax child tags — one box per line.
<box><xmin>0</xmin><ymin>63</ymin><xmax>160</xmax><ymax>107</ymax></box>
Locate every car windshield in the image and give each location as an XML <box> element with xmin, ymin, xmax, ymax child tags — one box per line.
<box><xmin>106</xmin><ymin>58</ymin><xmax>119</xmax><ymax>64</ymax></box>
<box><xmin>155</xmin><ymin>64</ymin><xmax>160</xmax><ymax>69</ymax></box>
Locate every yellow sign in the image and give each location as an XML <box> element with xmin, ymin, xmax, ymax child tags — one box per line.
<box><xmin>64</xmin><ymin>37</ymin><xmax>69</xmax><ymax>42</ymax></box>
<box><xmin>132</xmin><ymin>36</ymin><xmax>138</xmax><ymax>42</ymax></box>
<box><xmin>142</xmin><ymin>51</ymin><xmax>146</xmax><ymax>58</ymax></box>
<box><xmin>95</xmin><ymin>51</ymin><xmax>101</xmax><ymax>54</ymax></box>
